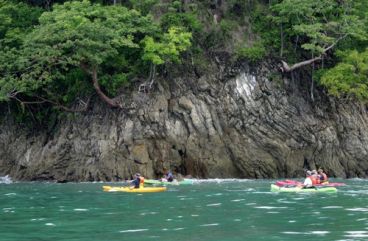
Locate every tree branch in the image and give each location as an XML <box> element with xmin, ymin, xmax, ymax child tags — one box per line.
<box><xmin>10</xmin><ymin>94</ymin><xmax>91</xmax><ymax>112</ymax></box>
<box><xmin>91</xmin><ymin>67</ymin><xmax>122</xmax><ymax>108</ymax></box>
<box><xmin>281</xmin><ymin>57</ymin><xmax>322</xmax><ymax>72</ymax></box>
<box><xmin>80</xmin><ymin>63</ymin><xmax>122</xmax><ymax>108</ymax></box>
<box><xmin>280</xmin><ymin>34</ymin><xmax>348</xmax><ymax>73</ymax></box>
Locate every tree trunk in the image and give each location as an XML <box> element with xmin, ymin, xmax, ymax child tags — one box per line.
<box><xmin>91</xmin><ymin>67</ymin><xmax>121</xmax><ymax>108</ymax></box>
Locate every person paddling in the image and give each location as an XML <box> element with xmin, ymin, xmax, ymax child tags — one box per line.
<box><xmin>318</xmin><ymin>168</ymin><xmax>328</xmax><ymax>184</ymax></box>
<box><xmin>302</xmin><ymin>171</ymin><xmax>313</xmax><ymax>188</ymax></box>
<box><xmin>310</xmin><ymin>170</ymin><xmax>320</xmax><ymax>185</ymax></box>
<box><xmin>161</xmin><ymin>168</ymin><xmax>174</xmax><ymax>182</ymax></box>
<box><xmin>131</xmin><ymin>173</ymin><xmax>144</xmax><ymax>189</ymax></box>
<box><xmin>165</xmin><ymin>171</ymin><xmax>174</xmax><ymax>182</ymax></box>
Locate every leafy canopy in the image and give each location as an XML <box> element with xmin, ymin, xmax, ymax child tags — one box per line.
<box><xmin>0</xmin><ymin>0</ymin><xmax>43</xmax><ymax>47</ymax></box>
<box><xmin>142</xmin><ymin>27</ymin><xmax>192</xmax><ymax>65</ymax></box>
<box><xmin>270</xmin><ymin>0</ymin><xmax>367</xmax><ymax>57</ymax></box>
<box><xmin>0</xmin><ymin>0</ymin><xmax>192</xmax><ymax>107</ymax></box>
<box><xmin>320</xmin><ymin>49</ymin><xmax>368</xmax><ymax>100</ymax></box>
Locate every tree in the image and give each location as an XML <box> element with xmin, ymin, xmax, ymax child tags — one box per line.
<box><xmin>320</xmin><ymin>49</ymin><xmax>368</xmax><ymax>101</ymax></box>
<box><xmin>0</xmin><ymin>0</ymin><xmax>192</xmax><ymax>110</ymax></box>
<box><xmin>271</xmin><ymin>0</ymin><xmax>367</xmax><ymax>72</ymax></box>
<box><xmin>0</xmin><ymin>0</ymin><xmax>43</xmax><ymax>48</ymax></box>
<box><xmin>139</xmin><ymin>26</ymin><xmax>192</xmax><ymax>92</ymax></box>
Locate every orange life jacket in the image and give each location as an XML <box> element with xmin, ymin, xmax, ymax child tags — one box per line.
<box><xmin>310</xmin><ymin>175</ymin><xmax>319</xmax><ymax>185</ymax></box>
<box><xmin>140</xmin><ymin>176</ymin><xmax>145</xmax><ymax>185</ymax></box>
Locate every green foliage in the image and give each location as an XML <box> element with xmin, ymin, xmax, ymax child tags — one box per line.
<box><xmin>54</xmin><ymin>68</ymin><xmax>93</xmax><ymax>103</ymax></box>
<box><xmin>248</xmin><ymin>0</ymin><xmax>368</xmax><ymax>62</ymax></box>
<box><xmin>160</xmin><ymin>11</ymin><xmax>202</xmax><ymax>33</ymax></box>
<box><xmin>236</xmin><ymin>42</ymin><xmax>266</xmax><ymax>63</ymax></box>
<box><xmin>142</xmin><ymin>27</ymin><xmax>192</xmax><ymax>65</ymax></box>
<box><xmin>0</xmin><ymin>0</ymin><xmax>156</xmax><ymax>104</ymax></box>
<box><xmin>0</xmin><ymin>0</ymin><xmax>43</xmax><ymax>47</ymax></box>
<box><xmin>250</xmin><ymin>0</ymin><xmax>368</xmax><ymax>101</ymax></box>
<box><xmin>224</xmin><ymin>0</ymin><xmax>257</xmax><ymax>20</ymax></box>
<box><xmin>320</xmin><ymin>49</ymin><xmax>368</xmax><ymax>100</ymax></box>
<box><xmin>249</xmin><ymin>2</ymin><xmax>279</xmax><ymax>55</ymax></box>
<box><xmin>219</xmin><ymin>19</ymin><xmax>237</xmax><ymax>36</ymax></box>
<box><xmin>158</xmin><ymin>1</ymin><xmax>201</xmax><ymax>34</ymax></box>
<box><xmin>129</xmin><ymin>0</ymin><xmax>158</xmax><ymax>15</ymax></box>
<box><xmin>2</xmin><ymin>0</ymin><xmax>368</xmax><ymax>123</ymax></box>
<box><xmin>270</xmin><ymin>0</ymin><xmax>337</xmax><ymax>55</ymax></box>
<box><xmin>0</xmin><ymin>0</ymin><xmax>192</xmax><ymax>123</ymax></box>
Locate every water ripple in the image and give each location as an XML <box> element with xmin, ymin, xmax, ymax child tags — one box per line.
<box><xmin>346</xmin><ymin>208</ymin><xmax>368</xmax><ymax>212</ymax></box>
<box><xmin>195</xmin><ymin>179</ymin><xmax>252</xmax><ymax>183</ymax></box>
<box><xmin>344</xmin><ymin>231</ymin><xmax>368</xmax><ymax>238</ymax></box>
<box><xmin>4</xmin><ymin>193</ymin><xmax>16</xmax><ymax>196</ymax></box>
<box><xmin>200</xmin><ymin>223</ymin><xmax>219</xmax><ymax>227</ymax></box>
<box><xmin>310</xmin><ymin>231</ymin><xmax>329</xmax><ymax>235</ymax></box>
<box><xmin>322</xmin><ymin>206</ymin><xmax>343</xmax><ymax>209</ymax></box>
<box><xmin>206</xmin><ymin>203</ymin><xmax>222</xmax><ymax>207</ymax></box>
<box><xmin>173</xmin><ymin>227</ymin><xmax>185</xmax><ymax>231</ymax></box>
<box><xmin>254</xmin><ymin>206</ymin><xmax>287</xmax><ymax>209</ymax></box>
<box><xmin>119</xmin><ymin>229</ymin><xmax>148</xmax><ymax>233</ymax></box>
<box><xmin>282</xmin><ymin>231</ymin><xmax>329</xmax><ymax>235</ymax></box>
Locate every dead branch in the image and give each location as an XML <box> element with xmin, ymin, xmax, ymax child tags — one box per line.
<box><xmin>9</xmin><ymin>94</ymin><xmax>91</xmax><ymax>112</ymax></box>
<box><xmin>280</xmin><ymin>34</ymin><xmax>348</xmax><ymax>73</ymax></box>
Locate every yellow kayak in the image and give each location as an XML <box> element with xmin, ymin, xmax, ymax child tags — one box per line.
<box><xmin>102</xmin><ymin>185</ymin><xmax>167</xmax><ymax>193</ymax></box>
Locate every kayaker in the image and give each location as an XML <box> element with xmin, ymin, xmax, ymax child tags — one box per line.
<box><xmin>165</xmin><ymin>171</ymin><xmax>174</xmax><ymax>182</ymax></box>
<box><xmin>131</xmin><ymin>173</ymin><xmax>141</xmax><ymax>189</ymax></box>
<box><xmin>161</xmin><ymin>168</ymin><xmax>174</xmax><ymax>182</ymax></box>
<box><xmin>303</xmin><ymin>171</ymin><xmax>313</xmax><ymax>188</ymax></box>
<box><xmin>311</xmin><ymin>170</ymin><xmax>320</xmax><ymax>185</ymax></box>
<box><xmin>140</xmin><ymin>174</ymin><xmax>145</xmax><ymax>187</ymax></box>
<box><xmin>318</xmin><ymin>168</ymin><xmax>328</xmax><ymax>184</ymax></box>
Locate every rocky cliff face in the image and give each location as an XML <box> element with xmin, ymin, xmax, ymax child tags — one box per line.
<box><xmin>1</xmin><ymin>61</ymin><xmax>368</xmax><ymax>181</ymax></box>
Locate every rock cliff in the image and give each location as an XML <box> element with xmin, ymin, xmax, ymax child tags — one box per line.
<box><xmin>1</xmin><ymin>60</ymin><xmax>368</xmax><ymax>181</ymax></box>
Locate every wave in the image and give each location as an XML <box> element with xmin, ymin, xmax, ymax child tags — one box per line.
<box><xmin>0</xmin><ymin>175</ymin><xmax>12</xmax><ymax>184</ymax></box>
<box><xmin>193</xmin><ymin>178</ymin><xmax>253</xmax><ymax>183</ymax></box>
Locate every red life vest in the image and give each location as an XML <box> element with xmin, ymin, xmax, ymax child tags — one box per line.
<box><xmin>310</xmin><ymin>175</ymin><xmax>319</xmax><ymax>185</ymax></box>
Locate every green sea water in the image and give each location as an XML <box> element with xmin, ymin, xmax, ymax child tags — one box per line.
<box><xmin>1</xmin><ymin>179</ymin><xmax>368</xmax><ymax>241</ymax></box>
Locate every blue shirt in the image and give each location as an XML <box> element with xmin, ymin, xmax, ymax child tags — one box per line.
<box><xmin>132</xmin><ymin>177</ymin><xmax>140</xmax><ymax>188</ymax></box>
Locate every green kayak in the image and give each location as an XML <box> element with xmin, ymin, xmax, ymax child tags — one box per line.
<box><xmin>270</xmin><ymin>184</ymin><xmax>337</xmax><ymax>193</ymax></box>
<box><xmin>145</xmin><ymin>179</ymin><xmax>194</xmax><ymax>186</ymax></box>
